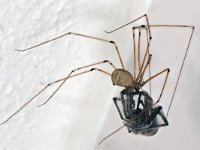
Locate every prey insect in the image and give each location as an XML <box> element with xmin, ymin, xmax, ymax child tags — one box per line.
<box><xmin>0</xmin><ymin>14</ymin><xmax>194</xmax><ymax>144</ymax></box>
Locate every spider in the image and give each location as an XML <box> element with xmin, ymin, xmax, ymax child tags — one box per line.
<box><xmin>0</xmin><ymin>14</ymin><xmax>194</xmax><ymax>144</ymax></box>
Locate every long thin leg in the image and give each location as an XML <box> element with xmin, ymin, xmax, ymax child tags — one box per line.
<box><xmin>148</xmin><ymin>57</ymin><xmax>152</xmax><ymax>95</ymax></box>
<box><xmin>106</xmin><ymin>15</ymin><xmax>152</xmax><ymax>77</ymax></box>
<box><xmin>136</xmin><ymin>44</ymin><xmax>150</xmax><ymax>80</ymax></box>
<box><xmin>98</xmin><ymin>125</ymin><xmax>125</xmax><ymax>145</ymax></box>
<box><xmin>138</xmin><ymin>54</ymin><xmax>152</xmax><ymax>83</ymax></box>
<box><xmin>38</xmin><ymin>67</ymin><xmax>111</xmax><ymax>107</ymax></box>
<box><xmin>0</xmin><ymin>60</ymin><xmax>114</xmax><ymax>125</ymax></box>
<box><xmin>142</xmin><ymin>68</ymin><xmax>170</xmax><ymax>104</ymax></box>
<box><xmin>136</xmin><ymin>27</ymin><xmax>151</xmax><ymax>81</ymax></box>
<box><xmin>147</xmin><ymin>25</ymin><xmax>195</xmax><ymax>117</ymax></box>
<box><xmin>105</xmin><ymin>14</ymin><xmax>152</xmax><ymax>41</ymax></box>
<box><xmin>15</xmin><ymin>32</ymin><xmax>125</xmax><ymax>69</ymax></box>
<box><xmin>134</xmin><ymin>24</ymin><xmax>194</xmax><ymax>116</ymax></box>
<box><xmin>133</xmin><ymin>25</ymin><xmax>151</xmax><ymax>81</ymax></box>
<box><xmin>136</xmin><ymin>26</ymin><xmax>152</xmax><ymax>94</ymax></box>
<box><xmin>149</xmin><ymin>25</ymin><xmax>194</xmax><ymax>116</ymax></box>
<box><xmin>144</xmin><ymin>27</ymin><xmax>152</xmax><ymax>95</ymax></box>
<box><xmin>138</xmin><ymin>27</ymin><xmax>141</xmax><ymax>71</ymax></box>
<box><xmin>132</xmin><ymin>28</ymin><xmax>137</xmax><ymax>80</ymax></box>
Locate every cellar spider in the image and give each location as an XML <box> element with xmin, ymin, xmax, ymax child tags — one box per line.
<box><xmin>0</xmin><ymin>14</ymin><xmax>194</xmax><ymax>144</ymax></box>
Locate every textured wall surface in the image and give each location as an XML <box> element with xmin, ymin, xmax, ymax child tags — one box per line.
<box><xmin>0</xmin><ymin>0</ymin><xmax>199</xmax><ymax>150</ymax></box>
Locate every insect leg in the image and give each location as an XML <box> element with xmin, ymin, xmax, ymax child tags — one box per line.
<box><xmin>125</xmin><ymin>106</ymin><xmax>169</xmax><ymax>132</ymax></box>
<box><xmin>157</xmin><ymin>107</ymin><xmax>169</xmax><ymax>126</ymax></box>
<box><xmin>113</xmin><ymin>97</ymin><xmax>128</xmax><ymax>121</ymax></box>
<box><xmin>0</xmin><ymin>60</ymin><xmax>114</xmax><ymax>125</ymax></box>
<box><xmin>140</xmin><ymin>107</ymin><xmax>169</xmax><ymax>131</ymax></box>
<box><xmin>127</xmin><ymin>121</ymin><xmax>167</xmax><ymax>132</ymax></box>
<box><xmin>99</xmin><ymin>97</ymin><xmax>139</xmax><ymax>145</ymax></box>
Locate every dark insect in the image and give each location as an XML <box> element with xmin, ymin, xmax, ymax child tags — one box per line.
<box><xmin>0</xmin><ymin>14</ymin><xmax>194</xmax><ymax>145</ymax></box>
<box><xmin>114</xmin><ymin>89</ymin><xmax>168</xmax><ymax>136</ymax></box>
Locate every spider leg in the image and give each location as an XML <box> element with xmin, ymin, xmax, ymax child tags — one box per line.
<box><xmin>135</xmin><ymin>26</ymin><xmax>152</xmax><ymax>94</ymax></box>
<box><xmin>14</xmin><ymin>32</ymin><xmax>125</xmax><ymax>69</ymax></box>
<box><xmin>98</xmin><ymin>125</ymin><xmax>125</xmax><ymax>145</ymax></box>
<box><xmin>105</xmin><ymin>14</ymin><xmax>152</xmax><ymax>76</ymax></box>
<box><xmin>144</xmin><ymin>27</ymin><xmax>152</xmax><ymax>95</ymax></box>
<box><xmin>144</xmin><ymin>25</ymin><xmax>194</xmax><ymax>117</ymax></box>
<box><xmin>105</xmin><ymin>14</ymin><xmax>152</xmax><ymax>41</ymax></box>
<box><xmin>132</xmin><ymin>25</ymin><xmax>152</xmax><ymax>83</ymax></box>
<box><xmin>136</xmin><ymin>28</ymin><xmax>151</xmax><ymax>81</ymax></box>
<box><xmin>142</xmin><ymin>68</ymin><xmax>170</xmax><ymax>104</ymax></box>
<box><xmin>132</xmin><ymin>28</ymin><xmax>137</xmax><ymax>80</ymax></box>
<box><xmin>137</xmin><ymin>27</ymin><xmax>141</xmax><ymax>71</ymax></box>
<box><xmin>37</xmin><ymin>67</ymin><xmax>111</xmax><ymax>107</ymax></box>
<box><xmin>0</xmin><ymin>60</ymin><xmax>115</xmax><ymax>125</ymax></box>
<box><xmin>137</xmin><ymin>53</ymin><xmax>152</xmax><ymax>83</ymax></box>
<box><xmin>133</xmin><ymin>24</ymin><xmax>194</xmax><ymax>116</ymax></box>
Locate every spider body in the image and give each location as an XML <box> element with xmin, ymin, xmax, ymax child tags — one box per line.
<box><xmin>111</xmin><ymin>69</ymin><xmax>141</xmax><ymax>89</ymax></box>
<box><xmin>113</xmin><ymin>88</ymin><xmax>168</xmax><ymax>136</ymax></box>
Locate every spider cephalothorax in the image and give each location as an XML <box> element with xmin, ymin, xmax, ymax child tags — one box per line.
<box><xmin>111</xmin><ymin>69</ymin><xmax>141</xmax><ymax>89</ymax></box>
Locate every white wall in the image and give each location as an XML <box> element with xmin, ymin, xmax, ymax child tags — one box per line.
<box><xmin>0</xmin><ymin>0</ymin><xmax>199</xmax><ymax>150</ymax></box>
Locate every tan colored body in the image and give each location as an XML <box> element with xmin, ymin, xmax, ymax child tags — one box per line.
<box><xmin>111</xmin><ymin>69</ymin><xmax>140</xmax><ymax>89</ymax></box>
